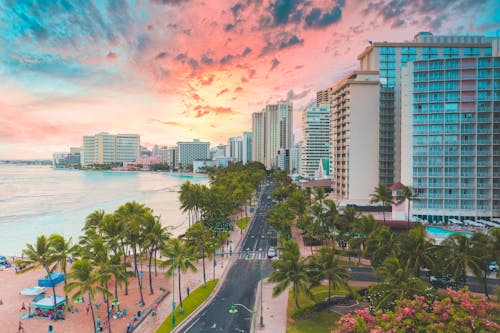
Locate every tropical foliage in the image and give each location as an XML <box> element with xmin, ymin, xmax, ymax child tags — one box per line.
<box><xmin>334</xmin><ymin>289</ymin><xmax>500</xmax><ymax>333</ymax></box>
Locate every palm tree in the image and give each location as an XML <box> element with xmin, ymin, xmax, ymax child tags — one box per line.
<box><xmin>365</xmin><ymin>226</ymin><xmax>397</xmax><ymax>268</ymax></box>
<box><xmin>185</xmin><ymin>222</ymin><xmax>213</xmax><ymax>286</ymax></box>
<box><xmin>18</xmin><ymin>235</ymin><xmax>58</xmax><ymax>310</ymax></box>
<box><xmin>441</xmin><ymin>233</ymin><xmax>493</xmax><ymax>297</ymax></box>
<box><xmin>309</xmin><ymin>247</ymin><xmax>350</xmax><ymax>303</ymax></box>
<box><xmin>143</xmin><ymin>215</ymin><xmax>171</xmax><ymax>294</ymax></box>
<box><xmin>370</xmin><ymin>184</ymin><xmax>393</xmax><ymax>224</ymax></box>
<box><xmin>66</xmin><ymin>260</ymin><xmax>112</xmax><ymax>333</ymax></box>
<box><xmin>115</xmin><ymin>201</ymin><xmax>149</xmax><ymax>305</ymax></box>
<box><xmin>369</xmin><ymin>255</ymin><xmax>432</xmax><ymax>311</ymax></box>
<box><xmin>351</xmin><ymin>215</ymin><xmax>378</xmax><ymax>263</ymax></box>
<box><xmin>398</xmin><ymin>223</ymin><xmax>435</xmax><ymax>276</ymax></box>
<box><xmin>395</xmin><ymin>186</ymin><xmax>418</xmax><ymax>229</ymax></box>
<box><xmin>268</xmin><ymin>240</ymin><xmax>311</xmax><ymax>310</ymax></box>
<box><xmin>161</xmin><ymin>238</ymin><xmax>198</xmax><ymax>313</ymax></box>
<box><xmin>84</xmin><ymin>209</ymin><xmax>106</xmax><ymax>234</ymax></box>
<box><xmin>49</xmin><ymin>234</ymin><xmax>77</xmax><ymax>304</ymax></box>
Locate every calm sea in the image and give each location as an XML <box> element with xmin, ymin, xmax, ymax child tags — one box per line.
<box><xmin>0</xmin><ymin>164</ymin><xmax>208</xmax><ymax>256</ymax></box>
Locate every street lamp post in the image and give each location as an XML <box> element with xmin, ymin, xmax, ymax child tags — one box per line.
<box><xmin>229</xmin><ymin>304</ymin><xmax>256</xmax><ymax>333</ymax></box>
<box><xmin>260</xmin><ymin>258</ymin><xmax>264</xmax><ymax>327</ymax></box>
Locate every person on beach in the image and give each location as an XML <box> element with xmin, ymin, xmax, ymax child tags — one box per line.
<box><xmin>86</xmin><ymin>304</ymin><xmax>90</xmax><ymax>314</ymax></box>
<box><xmin>18</xmin><ymin>321</ymin><xmax>24</xmax><ymax>332</ymax></box>
<box><xmin>20</xmin><ymin>302</ymin><xmax>26</xmax><ymax>312</ymax></box>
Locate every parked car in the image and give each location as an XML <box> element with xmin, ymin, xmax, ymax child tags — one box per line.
<box><xmin>430</xmin><ymin>274</ymin><xmax>455</xmax><ymax>288</ymax></box>
<box><xmin>488</xmin><ymin>261</ymin><xmax>499</xmax><ymax>272</ymax></box>
<box><xmin>267</xmin><ymin>246</ymin><xmax>276</xmax><ymax>258</ymax></box>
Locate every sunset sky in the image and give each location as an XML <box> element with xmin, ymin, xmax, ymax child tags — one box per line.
<box><xmin>1</xmin><ymin>0</ymin><xmax>499</xmax><ymax>159</ymax></box>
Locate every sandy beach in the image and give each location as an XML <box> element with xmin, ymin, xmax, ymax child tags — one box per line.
<box><xmin>0</xmin><ymin>261</ymin><xmax>172</xmax><ymax>333</ymax></box>
<box><xmin>0</xmin><ymin>209</ymin><xmax>254</xmax><ymax>333</ymax></box>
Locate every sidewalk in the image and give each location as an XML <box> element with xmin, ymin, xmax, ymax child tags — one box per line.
<box><xmin>252</xmin><ymin>279</ymin><xmax>289</xmax><ymax>333</ymax></box>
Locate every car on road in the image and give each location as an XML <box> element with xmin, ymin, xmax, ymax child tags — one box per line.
<box><xmin>430</xmin><ymin>274</ymin><xmax>455</xmax><ymax>288</ymax></box>
<box><xmin>489</xmin><ymin>261</ymin><xmax>499</xmax><ymax>272</ymax></box>
<box><xmin>267</xmin><ymin>246</ymin><xmax>276</xmax><ymax>258</ymax></box>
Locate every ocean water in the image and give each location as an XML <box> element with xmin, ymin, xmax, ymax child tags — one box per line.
<box><xmin>0</xmin><ymin>164</ymin><xmax>208</xmax><ymax>256</ymax></box>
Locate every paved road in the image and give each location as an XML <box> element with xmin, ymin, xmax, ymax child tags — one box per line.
<box><xmin>183</xmin><ymin>181</ymin><xmax>275</xmax><ymax>333</ymax></box>
<box><xmin>349</xmin><ymin>266</ymin><xmax>499</xmax><ymax>294</ymax></box>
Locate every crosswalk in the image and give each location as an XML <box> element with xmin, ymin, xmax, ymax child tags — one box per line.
<box><xmin>237</xmin><ymin>251</ymin><xmax>268</xmax><ymax>261</ymax></box>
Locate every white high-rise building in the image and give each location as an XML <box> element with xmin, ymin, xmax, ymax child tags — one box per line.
<box><xmin>264</xmin><ymin>101</ymin><xmax>293</xmax><ymax>169</ymax></box>
<box><xmin>242</xmin><ymin>131</ymin><xmax>252</xmax><ymax>164</ymax></box>
<box><xmin>252</xmin><ymin>101</ymin><xmax>293</xmax><ymax>169</ymax></box>
<box><xmin>81</xmin><ymin>132</ymin><xmax>139</xmax><ymax>165</ymax></box>
<box><xmin>229</xmin><ymin>136</ymin><xmax>243</xmax><ymax>162</ymax></box>
<box><xmin>116</xmin><ymin>134</ymin><xmax>140</xmax><ymax>162</ymax></box>
<box><xmin>252</xmin><ymin>112</ymin><xmax>265</xmax><ymax>165</ymax></box>
<box><xmin>159</xmin><ymin>146</ymin><xmax>177</xmax><ymax>168</ymax></box>
<box><xmin>300</xmin><ymin>104</ymin><xmax>330</xmax><ymax>179</ymax></box>
<box><xmin>177</xmin><ymin>139</ymin><xmax>210</xmax><ymax>166</ymax></box>
<box><xmin>318</xmin><ymin>71</ymin><xmax>380</xmax><ymax>203</ymax></box>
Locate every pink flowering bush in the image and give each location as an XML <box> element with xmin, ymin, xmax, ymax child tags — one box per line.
<box><xmin>334</xmin><ymin>289</ymin><xmax>500</xmax><ymax>333</ymax></box>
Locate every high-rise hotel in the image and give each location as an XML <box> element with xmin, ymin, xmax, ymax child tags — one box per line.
<box><xmin>82</xmin><ymin>133</ymin><xmax>140</xmax><ymax>165</ymax></box>
<box><xmin>252</xmin><ymin>101</ymin><xmax>293</xmax><ymax>169</ymax></box>
<box><xmin>358</xmin><ymin>32</ymin><xmax>496</xmax><ymax>186</ymax></box>
<box><xmin>317</xmin><ymin>72</ymin><xmax>380</xmax><ymax>203</ymax></box>
<box><xmin>401</xmin><ymin>56</ymin><xmax>500</xmax><ymax>222</ymax></box>
<box><xmin>300</xmin><ymin>104</ymin><xmax>330</xmax><ymax>180</ymax></box>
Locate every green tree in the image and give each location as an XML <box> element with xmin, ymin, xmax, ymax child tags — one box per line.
<box><xmin>66</xmin><ymin>260</ymin><xmax>112</xmax><ymax>333</ymax></box>
<box><xmin>143</xmin><ymin>215</ymin><xmax>171</xmax><ymax>294</ymax></box>
<box><xmin>369</xmin><ymin>255</ymin><xmax>434</xmax><ymax>311</ymax></box>
<box><xmin>370</xmin><ymin>184</ymin><xmax>393</xmax><ymax>224</ymax></box>
<box><xmin>309</xmin><ymin>247</ymin><xmax>350</xmax><ymax>303</ymax></box>
<box><xmin>18</xmin><ymin>235</ymin><xmax>58</xmax><ymax>310</ymax></box>
<box><xmin>395</xmin><ymin>185</ymin><xmax>419</xmax><ymax>229</ymax></box>
<box><xmin>268</xmin><ymin>240</ymin><xmax>311</xmax><ymax>310</ymax></box>
<box><xmin>398</xmin><ymin>223</ymin><xmax>435</xmax><ymax>276</ymax></box>
<box><xmin>49</xmin><ymin>234</ymin><xmax>77</xmax><ymax>304</ymax></box>
<box><xmin>185</xmin><ymin>222</ymin><xmax>213</xmax><ymax>286</ymax></box>
<box><xmin>115</xmin><ymin>201</ymin><xmax>150</xmax><ymax>305</ymax></box>
<box><xmin>160</xmin><ymin>238</ymin><xmax>198</xmax><ymax>313</ymax></box>
<box><xmin>351</xmin><ymin>215</ymin><xmax>379</xmax><ymax>263</ymax></box>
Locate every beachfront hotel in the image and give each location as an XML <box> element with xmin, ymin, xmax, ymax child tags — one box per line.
<box><xmin>158</xmin><ymin>145</ymin><xmax>177</xmax><ymax>168</ymax></box>
<box><xmin>176</xmin><ymin>139</ymin><xmax>210</xmax><ymax>167</ymax></box>
<box><xmin>401</xmin><ymin>56</ymin><xmax>500</xmax><ymax>223</ymax></box>
<box><xmin>81</xmin><ymin>133</ymin><xmax>140</xmax><ymax>165</ymax></box>
<box><xmin>300</xmin><ymin>104</ymin><xmax>330</xmax><ymax>180</ymax></box>
<box><xmin>358</xmin><ymin>32</ymin><xmax>497</xmax><ymax>186</ymax></box>
<box><xmin>317</xmin><ymin>71</ymin><xmax>380</xmax><ymax>203</ymax></box>
<box><xmin>228</xmin><ymin>136</ymin><xmax>243</xmax><ymax>162</ymax></box>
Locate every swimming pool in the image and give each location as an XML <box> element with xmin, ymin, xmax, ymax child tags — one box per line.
<box><xmin>426</xmin><ymin>226</ymin><xmax>472</xmax><ymax>241</ymax></box>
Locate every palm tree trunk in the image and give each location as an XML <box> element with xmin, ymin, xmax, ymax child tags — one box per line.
<box><xmin>148</xmin><ymin>250</ymin><xmax>154</xmax><ymax>294</ymax></box>
<box><xmin>88</xmin><ymin>292</ymin><xmax>97</xmax><ymax>333</ymax></box>
<box><xmin>104</xmin><ymin>283</ymin><xmax>112</xmax><ymax>333</ymax></box>
<box><xmin>121</xmin><ymin>243</ymin><xmax>128</xmax><ymax>296</ymax></box>
<box><xmin>44</xmin><ymin>267</ymin><xmax>58</xmax><ymax>312</ymax></box>
<box><xmin>407</xmin><ymin>201</ymin><xmax>411</xmax><ymax>230</ymax></box>
<box><xmin>154</xmin><ymin>249</ymin><xmax>157</xmax><ymax>277</ymax></box>
<box><xmin>133</xmin><ymin>247</ymin><xmax>144</xmax><ymax>305</ymax></box>
<box><xmin>178</xmin><ymin>266</ymin><xmax>183</xmax><ymax>313</ymax></box>
<box><xmin>484</xmin><ymin>271</ymin><xmax>489</xmax><ymax>299</ymax></box>
<box><xmin>293</xmin><ymin>284</ymin><xmax>300</xmax><ymax>310</ymax></box>
<box><xmin>202</xmin><ymin>246</ymin><xmax>207</xmax><ymax>286</ymax></box>
<box><xmin>328</xmin><ymin>278</ymin><xmax>332</xmax><ymax>304</ymax></box>
<box><xmin>382</xmin><ymin>210</ymin><xmax>386</xmax><ymax>224</ymax></box>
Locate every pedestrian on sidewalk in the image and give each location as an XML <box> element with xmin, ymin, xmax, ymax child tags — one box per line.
<box><xmin>187</xmin><ymin>287</ymin><xmax>190</xmax><ymax>296</ymax></box>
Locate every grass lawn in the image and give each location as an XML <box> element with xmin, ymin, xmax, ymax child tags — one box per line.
<box><xmin>156</xmin><ymin>279</ymin><xmax>218</xmax><ymax>333</ymax></box>
<box><xmin>286</xmin><ymin>285</ymin><xmax>358</xmax><ymax>333</ymax></box>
